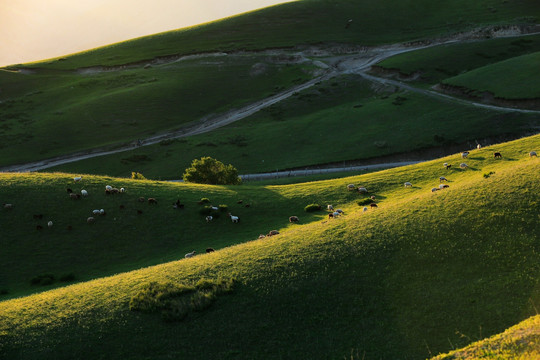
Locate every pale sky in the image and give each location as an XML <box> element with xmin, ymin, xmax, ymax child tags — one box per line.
<box><xmin>0</xmin><ymin>0</ymin><xmax>292</xmax><ymax>67</ymax></box>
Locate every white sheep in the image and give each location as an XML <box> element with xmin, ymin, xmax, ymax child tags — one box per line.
<box><xmin>206</xmin><ymin>215</ymin><xmax>213</xmax><ymax>222</ymax></box>
<box><xmin>336</xmin><ymin>209</ymin><xmax>344</xmax><ymax>214</ymax></box>
<box><xmin>3</xmin><ymin>203</ymin><xmax>13</xmax><ymax>209</ymax></box>
<box><xmin>185</xmin><ymin>251</ymin><xmax>196</xmax><ymax>258</ymax></box>
<box><xmin>229</xmin><ymin>213</ymin><xmax>239</xmax><ymax>223</ymax></box>
<box><xmin>74</xmin><ymin>176</ymin><xmax>82</xmax><ymax>182</ymax></box>
<box><xmin>105</xmin><ymin>185</ymin><xmax>113</xmax><ymax>191</ymax></box>
<box><xmin>92</xmin><ymin>209</ymin><xmax>101</xmax><ymax>215</ymax></box>
<box><xmin>530</xmin><ymin>151</ymin><xmax>537</xmax><ymax>158</ymax></box>
<box><xmin>358</xmin><ymin>187</ymin><xmax>368</xmax><ymax>193</ymax></box>
<box><xmin>461</xmin><ymin>151</ymin><xmax>469</xmax><ymax>159</ymax></box>
<box><xmin>460</xmin><ymin>163</ymin><xmax>468</xmax><ymax>169</ymax></box>
<box><xmin>477</xmin><ymin>144</ymin><xmax>482</xmax><ymax>149</ymax></box>
<box><xmin>332</xmin><ymin>211</ymin><xmax>340</xmax><ymax>218</ymax></box>
<box><xmin>120</xmin><ymin>187</ymin><xmax>125</xmax><ymax>193</ymax></box>
<box><xmin>327</xmin><ymin>205</ymin><xmax>334</xmax><ymax>211</ymax></box>
<box><xmin>47</xmin><ymin>221</ymin><xmax>53</xmax><ymax>227</ymax></box>
<box><xmin>404</xmin><ymin>182</ymin><xmax>412</xmax><ymax>187</ymax></box>
<box><xmin>347</xmin><ymin>184</ymin><xmax>356</xmax><ymax>191</ymax></box>
<box><xmin>363</xmin><ymin>207</ymin><xmax>368</xmax><ymax>212</ymax></box>
<box><xmin>431</xmin><ymin>188</ymin><xmax>439</xmax><ymax>192</ymax></box>
<box><xmin>99</xmin><ymin>209</ymin><xmax>105</xmax><ymax>215</ymax></box>
<box><xmin>210</xmin><ymin>206</ymin><xmax>218</xmax><ymax>211</ymax></box>
<box><xmin>81</xmin><ymin>189</ymin><xmax>88</xmax><ymax>196</ymax></box>
<box><xmin>439</xmin><ymin>176</ymin><xmax>448</xmax><ymax>182</ymax></box>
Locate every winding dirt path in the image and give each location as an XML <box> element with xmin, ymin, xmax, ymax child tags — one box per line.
<box><xmin>2</xmin><ymin>32</ymin><xmax>539</xmax><ymax>173</ymax></box>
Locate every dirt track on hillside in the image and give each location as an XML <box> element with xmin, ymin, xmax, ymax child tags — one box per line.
<box><xmin>2</xmin><ymin>26</ymin><xmax>540</xmax><ymax>173</ymax></box>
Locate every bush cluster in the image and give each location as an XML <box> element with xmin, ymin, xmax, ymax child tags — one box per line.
<box><xmin>130</xmin><ymin>278</ymin><xmax>235</xmax><ymax>322</ymax></box>
<box><xmin>304</xmin><ymin>204</ymin><xmax>322</xmax><ymax>212</ymax></box>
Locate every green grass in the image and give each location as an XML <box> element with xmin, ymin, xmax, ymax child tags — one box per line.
<box><xmin>441</xmin><ymin>52</ymin><xmax>540</xmax><ymax>99</ymax></box>
<box><xmin>0</xmin><ymin>57</ymin><xmax>313</xmax><ymax>166</ymax></box>
<box><xmin>0</xmin><ymin>134</ymin><xmax>539</xmax><ymax>359</ymax></box>
<box><xmin>47</xmin><ymin>76</ymin><xmax>540</xmax><ymax>179</ymax></box>
<box><xmin>11</xmin><ymin>0</ymin><xmax>540</xmax><ymax>70</ymax></box>
<box><xmin>432</xmin><ymin>315</ymin><xmax>540</xmax><ymax>360</ymax></box>
<box><xmin>375</xmin><ymin>34</ymin><xmax>540</xmax><ymax>86</ymax></box>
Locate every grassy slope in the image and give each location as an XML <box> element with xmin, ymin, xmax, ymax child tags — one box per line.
<box><xmin>47</xmin><ymin>75</ymin><xmax>539</xmax><ymax>179</ymax></box>
<box><xmin>0</xmin><ymin>58</ymin><xmax>313</xmax><ymax>165</ymax></box>
<box><xmin>0</xmin><ymin>0</ymin><xmax>538</xmax><ymax>170</ymax></box>
<box><xmin>376</xmin><ymin>35</ymin><xmax>540</xmax><ymax>86</ymax></box>
<box><xmin>14</xmin><ymin>0</ymin><xmax>540</xmax><ymax>70</ymax></box>
<box><xmin>0</xmin><ymin>135</ymin><xmax>539</xmax><ymax>359</ymax></box>
<box><xmin>441</xmin><ymin>52</ymin><xmax>540</xmax><ymax>99</ymax></box>
<box><xmin>431</xmin><ymin>315</ymin><xmax>540</xmax><ymax>360</ymax></box>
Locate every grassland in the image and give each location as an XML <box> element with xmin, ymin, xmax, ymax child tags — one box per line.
<box><xmin>12</xmin><ymin>0</ymin><xmax>540</xmax><ymax>70</ymax></box>
<box><xmin>1</xmin><ymin>134</ymin><xmax>539</xmax><ymax>359</ymax></box>
<box><xmin>375</xmin><ymin>35</ymin><xmax>540</xmax><ymax>86</ymax></box>
<box><xmin>432</xmin><ymin>315</ymin><xmax>540</xmax><ymax>360</ymax></box>
<box><xmin>441</xmin><ymin>52</ymin><xmax>540</xmax><ymax>99</ymax></box>
<box><xmin>46</xmin><ymin>75</ymin><xmax>540</xmax><ymax>179</ymax></box>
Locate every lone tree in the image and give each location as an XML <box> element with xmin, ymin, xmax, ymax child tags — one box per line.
<box><xmin>183</xmin><ymin>157</ymin><xmax>242</xmax><ymax>185</ymax></box>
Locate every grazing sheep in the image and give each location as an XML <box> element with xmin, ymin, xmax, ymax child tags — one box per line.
<box><xmin>439</xmin><ymin>176</ymin><xmax>448</xmax><ymax>182</ymax></box>
<box><xmin>443</xmin><ymin>163</ymin><xmax>452</xmax><ymax>170</ymax></box>
<box><xmin>228</xmin><ymin>213</ymin><xmax>239</xmax><ymax>223</ymax></box>
<box><xmin>66</xmin><ymin>188</ymin><xmax>73</xmax><ymax>193</ymax></box>
<box><xmin>185</xmin><ymin>251</ymin><xmax>196</xmax><ymax>258</ymax></box>
<box><xmin>105</xmin><ymin>185</ymin><xmax>113</xmax><ymax>191</ymax></box>
<box><xmin>47</xmin><ymin>221</ymin><xmax>53</xmax><ymax>228</ymax></box>
<box><xmin>267</xmin><ymin>230</ymin><xmax>280</xmax><ymax>236</ymax></box>
<box><xmin>460</xmin><ymin>163</ymin><xmax>468</xmax><ymax>169</ymax></box>
<box><xmin>328</xmin><ymin>213</ymin><xmax>334</xmax><ymax>218</ymax></box>
<box><xmin>74</xmin><ymin>176</ymin><xmax>82</xmax><ymax>182</ymax></box>
<box><xmin>530</xmin><ymin>151</ymin><xmax>537</xmax><ymax>158</ymax></box>
<box><xmin>336</xmin><ymin>209</ymin><xmax>344</xmax><ymax>214</ymax></box>
<box><xmin>404</xmin><ymin>182</ymin><xmax>412</xmax><ymax>188</ymax></box>
<box><xmin>461</xmin><ymin>151</ymin><xmax>469</xmax><ymax>159</ymax></box>
<box><xmin>211</xmin><ymin>206</ymin><xmax>219</xmax><ymax>211</ymax></box>
<box><xmin>206</xmin><ymin>248</ymin><xmax>215</xmax><ymax>253</ymax></box>
<box><xmin>206</xmin><ymin>215</ymin><xmax>213</xmax><ymax>222</ymax></box>
<box><xmin>494</xmin><ymin>152</ymin><xmax>502</xmax><ymax>159</ymax></box>
<box><xmin>87</xmin><ymin>217</ymin><xmax>95</xmax><ymax>224</ymax></box>
<box><xmin>358</xmin><ymin>187</ymin><xmax>368</xmax><ymax>193</ymax></box>
<box><xmin>327</xmin><ymin>205</ymin><xmax>334</xmax><ymax>211</ymax></box>
<box><xmin>92</xmin><ymin>209</ymin><xmax>101</xmax><ymax>215</ymax></box>
<box><xmin>3</xmin><ymin>203</ymin><xmax>13</xmax><ymax>209</ymax></box>
<box><xmin>120</xmin><ymin>187</ymin><xmax>125</xmax><ymax>193</ymax></box>
<box><xmin>289</xmin><ymin>216</ymin><xmax>299</xmax><ymax>223</ymax></box>
<box><xmin>441</xmin><ymin>184</ymin><xmax>449</xmax><ymax>188</ymax></box>
<box><xmin>370</xmin><ymin>195</ymin><xmax>376</xmax><ymax>200</ymax></box>
<box><xmin>431</xmin><ymin>188</ymin><xmax>439</xmax><ymax>192</ymax></box>
<box><xmin>369</xmin><ymin>203</ymin><xmax>378</xmax><ymax>208</ymax></box>
<box><xmin>258</xmin><ymin>234</ymin><xmax>266</xmax><ymax>239</ymax></box>
<box><xmin>33</xmin><ymin>214</ymin><xmax>43</xmax><ymax>219</ymax></box>
<box><xmin>347</xmin><ymin>184</ymin><xmax>356</xmax><ymax>191</ymax></box>
<box><xmin>81</xmin><ymin>189</ymin><xmax>88</xmax><ymax>196</ymax></box>
<box><xmin>333</xmin><ymin>211</ymin><xmax>340</xmax><ymax>217</ymax></box>
<box><xmin>99</xmin><ymin>209</ymin><xmax>105</xmax><ymax>215</ymax></box>
<box><xmin>363</xmin><ymin>207</ymin><xmax>368</xmax><ymax>212</ymax></box>
<box><xmin>148</xmin><ymin>198</ymin><xmax>157</xmax><ymax>204</ymax></box>
<box><xmin>438</xmin><ymin>184</ymin><xmax>445</xmax><ymax>190</ymax></box>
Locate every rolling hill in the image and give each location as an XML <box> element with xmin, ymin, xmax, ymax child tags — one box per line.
<box><xmin>1</xmin><ymin>134</ymin><xmax>538</xmax><ymax>359</ymax></box>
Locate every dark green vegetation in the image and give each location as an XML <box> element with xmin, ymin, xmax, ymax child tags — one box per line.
<box><xmin>1</xmin><ymin>135</ymin><xmax>539</xmax><ymax>359</ymax></box>
<box><xmin>1</xmin><ymin>0</ymin><xmax>539</xmax><ymax>173</ymax></box>
<box><xmin>183</xmin><ymin>156</ymin><xmax>241</xmax><ymax>185</ymax></box>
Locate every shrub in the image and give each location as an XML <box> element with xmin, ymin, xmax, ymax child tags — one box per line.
<box><xmin>131</xmin><ymin>172</ymin><xmax>146</xmax><ymax>180</ymax></box>
<box><xmin>30</xmin><ymin>274</ymin><xmax>55</xmax><ymax>286</ymax></box>
<box><xmin>357</xmin><ymin>198</ymin><xmax>374</xmax><ymax>206</ymax></box>
<box><xmin>198</xmin><ymin>197</ymin><xmax>210</xmax><ymax>204</ymax></box>
<box><xmin>129</xmin><ymin>282</ymin><xmax>196</xmax><ymax>313</ymax></box>
<box><xmin>183</xmin><ymin>157</ymin><xmax>242</xmax><ymax>185</ymax></box>
<box><xmin>59</xmin><ymin>273</ymin><xmax>76</xmax><ymax>282</ymax></box>
<box><xmin>218</xmin><ymin>204</ymin><xmax>228</xmax><ymax>212</ymax></box>
<box><xmin>304</xmin><ymin>204</ymin><xmax>322</xmax><ymax>212</ymax></box>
